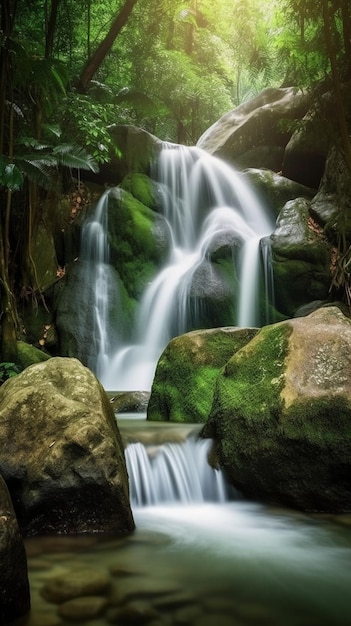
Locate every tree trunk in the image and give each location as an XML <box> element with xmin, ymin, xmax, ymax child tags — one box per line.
<box><xmin>322</xmin><ymin>0</ymin><xmax>351</xmax><ymax>173</ymax></box>
<box><xmin>45</xmin><ymin>0</ymin><xmax>61</xmax><ymax>58</ymax></box>
<box><xmin>340</xmin><ymin>0</ymin><xmax>351</xmax><ymax>78</ymax></box>
<box><xmin>78</xmin><ymin>0</ymin><xmax>139</xmax><ymax>92</ymax></box>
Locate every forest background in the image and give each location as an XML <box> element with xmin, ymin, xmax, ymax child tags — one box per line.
<box><xmin>0</xmin><ymin>0</ymin><xmax>350</xmax><ymax>364</ymax></box>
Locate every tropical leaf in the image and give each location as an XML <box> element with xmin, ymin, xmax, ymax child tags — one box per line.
<box><xmin>15</xmin><ymin>156</ymin><xmax>54</xmax><ymax>189</ymax></box>
<box><xmin>52</xmin><ymin>144</ymin><xmax>99</xmax><ymax>173</ymax></box>
<box><xmin>0</xmin><ymin>159</ymin><xmax>24</xmax><ymax>191</ymax></box>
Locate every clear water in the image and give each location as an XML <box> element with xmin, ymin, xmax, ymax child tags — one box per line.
<box><xmin>18</xmin><ymin>419</ymin><xmax>351</xmax><ymax>626</ymax></box>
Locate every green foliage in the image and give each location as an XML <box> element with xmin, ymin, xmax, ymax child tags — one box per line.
<box><xmin>58</xmin><ymin>92</ymin><xmax>118</xmax><ymax>164</ymax></box>
<box><xmin>0</xmin><ymin>362</ymin><xmax>21</xmax><ymax>385</ymax></box>
<box><xmin>0</xmin><ymin>159</ymin><xmax>23</xmax><ymax>191</ymax></box>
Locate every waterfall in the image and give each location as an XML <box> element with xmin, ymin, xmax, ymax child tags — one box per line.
<box><xmin>84</xmin><ymin>144</ymin><xmax>274</xmax><ymax>390</ymax></box>
<box><xmin>76</xmin><ymin>189</ymin><xmax>121</xmax><ymax>379</ymax></box>
<box><xmin>125</xmin><ymin>436</ymin><xmax>231</xmax><ymax>506</ymax></box>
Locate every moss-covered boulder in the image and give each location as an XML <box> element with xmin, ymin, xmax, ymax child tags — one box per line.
<box><xmin>270</xmin><ymin>198</ymin><xmax>332</xmax><ymax>316</ymax></box>
<box><xmin>202</xmin><ymin>306</ymin><xmax>351</xmax><ymax>512</ymax></box>
<box><xmin>0</xmin><ymin>357</ymin><xmax>134</xmax><ymax>535</ymax></box>
<box><xmin>148</xmin><ymin>327</ymin><xmax>259</xmax><ymax>423</ymax></box>
<box><xmin>107</xmin><ymin>187</ymin><xmax>169</xmax><ymax>300</ymax></box>
<box><xmin>120</xmin><ymin>173</ymin><xmax>162</xmax><ymax>212</ymax></box>
<box><xmin>242</xmin><ymin>169</ymin><xmax>316</xmax><ymax>219</ymax></box>
<box><xmin>16</xmin><ymin>340</ymin><xmax>51</xmax><ymax>369</ymax></box>
<box><xmin>311</xmin><ymin>145</ymin><xmax>351</xmax><ymax>240</ymax></box>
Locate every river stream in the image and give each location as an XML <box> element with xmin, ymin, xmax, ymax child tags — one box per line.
<box><xmin>15</xmin><ymin>417</ymin><xmax>351</xmax><ymax>626</ymax></box>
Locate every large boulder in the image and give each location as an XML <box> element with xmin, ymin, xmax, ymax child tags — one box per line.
<box><xmin>0</xmin><ymin>476</ymin><xmax>30</xmax><ymax>624</ymax></box>
<box><xmin>197</xmin><ymin>87</ymin><xmax>311</xmax><ymax>173</ymax></box>
<box><xmin>0</xmin><ymin>357</ymin><xmax>135</xmax><ymax>535</ymax></box>
<box><xmin>311</xmin><ymin>145</ymin><xmax>351</xmax><ymax>240</ymax></box>
<box><xmin>99</xmin><ymin>125</ymin><xmax>164</xmax><ymax>184</ymax></box>
<box><xmin>148</xmin><ymin>327</ymin><xmax>259</xmax><ymax>423</ymax></box>
<box><xmin>242</xmin><ymin>168</ymin><xmax>316</xmax><ymax>219</ymax></box>
<box><xmin>202</xmin><ymin>306</ymin><xmax>351</xmax><ymax>512</ymax></box>
<box><xmin>270</xmin><ymin>197</ymin><xmax>332</xmax><ymax>316</ymax></box>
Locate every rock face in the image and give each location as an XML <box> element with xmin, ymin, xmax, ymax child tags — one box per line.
<box><xmin>197</xmin><ymin>87</ymin><xmax>311</xmax><ymax>174</ymax></box>
<box><xmin>202</xmin><ymin>306</ymin><xmax>351</xmax><ymax>512</ymax></box>
<box><xmin>270</xmin><ymin>197</ymin><xmax>332</xmax><ymax>315</ymax></box>
<box><xmin>0</xmin><ymin>357</ymin><xmax>134</xmax><ymax>535</ymax></box>
<box><xmin>311</xmin><ymin>145</ymin><xmax>351</xmax><ymax>240</ymax></box>
<box><xmin>0</xmin><ymin>475</ymin><xmax>30</xmax><ymax>624</ymax></box>
<box><xmin>148</xmin><ymin>327</ymin><xmax>259</xmax><ymax>423</ymax></box>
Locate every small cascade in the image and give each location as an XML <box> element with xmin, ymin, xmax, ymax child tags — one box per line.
<box><xmin>77</xmin><ymin>189</ymin><xmax>120</xmax><ymax>378</ymax></box>
<box><xmin>125</xmin><ymin>437</ymin><xmax>231</xmax><ymax>507</ymax></box>
<box><xmin>100</xmin><ymin>144</ymin><xmax>275</xmax><ymax>391</ymax></box>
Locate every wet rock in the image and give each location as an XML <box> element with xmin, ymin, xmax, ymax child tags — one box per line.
<box><xmin>107</xmin><ymin>600</ymin><xmax>160</xmax><ymax>624</ymax></box>
<box><xmin>0</xmin><ymin>357</ymin><xmax>134</xmax><ymax>535</ymax></box>
<box><xmin>202</xmin><ymin>306</ymin><xmax>351</xmax><ymax>512</ymax></box>
<box><xmin>270</xmin><ymin>197</ymin><xmax>332</xmax><ymax>316</ymax></box>
<box><xmin>153</xmin><ymin>592</ymin><xmax>196</xmax><ymax>610</ymax></box>
<box><xmin>110</xmin><ymin>391</ymin><xmax>150</xmax><ymax>413</ymax></box>
<box><xmin>0</xmin><ymin>475</ymin><xmax>30</xmax><ymax>624</ymax></box>
<box><xmin>58</xmin><ymin>596</ymin><xmax>108</xmax><ymax>621</ymax></box>
<box><xmin>41</xmin><ymin>566</ymin><xmax>110</xmax><ymax>603</ymax></box>
<box><xmin>148</xmin><ymin>327</ymin><xmax>259</xmax><ymax>423</ymax></box>
<box><xmin>197</xmin><ymin>87</ymin><xmax>311</xmax><ymax>173</ymax></box>
<box><xmin>109</xmin><ymin>576</ymin><xmax>182</xmax><ymax>605</ymax></box>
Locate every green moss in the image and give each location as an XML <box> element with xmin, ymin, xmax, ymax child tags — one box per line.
<box><xmin>16</xmin><ymin>340</ymin><xmax>51</xmax><ymax>370</ymax></box>
<box><xmin>107</xmin><ymin>188</ymin><xmax>161</xmax><ymax>299</ymax></box>
<box><xmin>217</xmin><ymin>322</ymin><xmax>291</xmax><ymax>420</ymax></box>
<box><xmin>120</xmin><ymin>173</ymin><xmax>158</xmax><ymax>210</ymax></box>
<box><xmin>282</xmin><ymin>395</ymin><xmax>351</xmax><ymax>453</ymax></box>
<box><xmin>148</xmin><ymin>328</ymin><xmax>259</xmax><ymax>423</ymax></box>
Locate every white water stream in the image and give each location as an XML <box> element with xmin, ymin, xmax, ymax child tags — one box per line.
<box><xmin>23</xmin><ymin>418</ymin><xmax>351</xmax><ymax>626</ymax></box>
<box><xmin>85</xmin><ymin>145</ymin><xmax>275</xmax><ymax>391</ymax></box>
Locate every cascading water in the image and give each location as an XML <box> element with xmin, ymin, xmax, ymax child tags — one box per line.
<box><xmin>125</xmin><ymin>436</ymin><xmax>231</xmax><ymax>506</ymax></box>
<box><xmin>76</xmin><ymin>189</ymin><xmax>121</xmax><ymax>379</ymax></box>
<box><xmin>98</xmin><ymin>144</ymin><xmax>275</xmax><ymax>391</ymax></box>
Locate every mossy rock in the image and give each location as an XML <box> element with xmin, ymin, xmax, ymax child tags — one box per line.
<box><xmin>107</xmin><ymin>187</ymin><xmax>168</xmax><ymax>300</ymax></box>
<box><xmin>16</xmin><ymin>340</ymin><xmax>51</xmax><ymax>370</ymax></box>
<box><xmin>147</xmin><ymin>327</ymin><xmax>259</xmax><ymax>424</ymax></box>
<box><xmin>120</xmin><ymin>173</ymin><xmax>162</xmax><ymax>212</ymax></box>
<box><xmin>202</xmin><ymin>306</ymin><xmax>351</xmax><ymax>512</ymax></box>
<box><xmin>243</xmin><ymin>168</ymin><xmax>316</xmax><ymax>219</ymax></box>
<box><xmin>271</xmin><ymin>198</ymin><xmax>332</xmax><ymax>315</ymax></box>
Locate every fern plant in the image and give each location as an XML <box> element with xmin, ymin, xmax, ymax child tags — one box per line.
<box><xmin>0</xmin><ymin>362</ymin><xmax>21</xmax><ymax>385</ymax></box>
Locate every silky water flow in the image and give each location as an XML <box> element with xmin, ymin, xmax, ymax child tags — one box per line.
<box><xmin>22</xmin><ymin>147</ymin><xmax>351</xmax><ymax>626</ymax></box>
<box><xmin>83</xmin><ymin>144</ymin><xmax>275</xmax><ymax>391</ymax></box>
<box><xmin>23</xmin><ymin>415</ymin><xmax>351</xmax><ymax>626</ymax></box>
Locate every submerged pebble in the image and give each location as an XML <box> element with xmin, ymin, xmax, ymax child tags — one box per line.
<box><xmin>41</xmin><ymin>566</ymin><xmax>110</xmax><ymax>603</ymax></box>
<box><xmin>58</xmin><ymin>596</ymin><xmax>108</xmax><ymax>621</ymax></box>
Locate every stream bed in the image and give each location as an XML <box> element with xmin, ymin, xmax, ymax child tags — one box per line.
<box><xmin>15</xmin><ymin>418</ymin><xmax>351</xmax><ymax>626</ymax></box>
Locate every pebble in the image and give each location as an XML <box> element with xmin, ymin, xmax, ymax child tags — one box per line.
<box><xmin>41</xmin><ymin>566</ymin><xmax>110</xmax><ymax>603</ymax></box>
<box><xmin>58</xmin><ymin>596</ymin><xmax>108</xmax><ymax>621</ymax></box>
<box><xmin>109</xmin><ymin>576</ymin><xmax>181</xmax><ymax>605</ymax></box>
<box><xmin>107</xmin><ymin>599</ymin><xmax>160</xmax><ymax>624</ymax></box>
